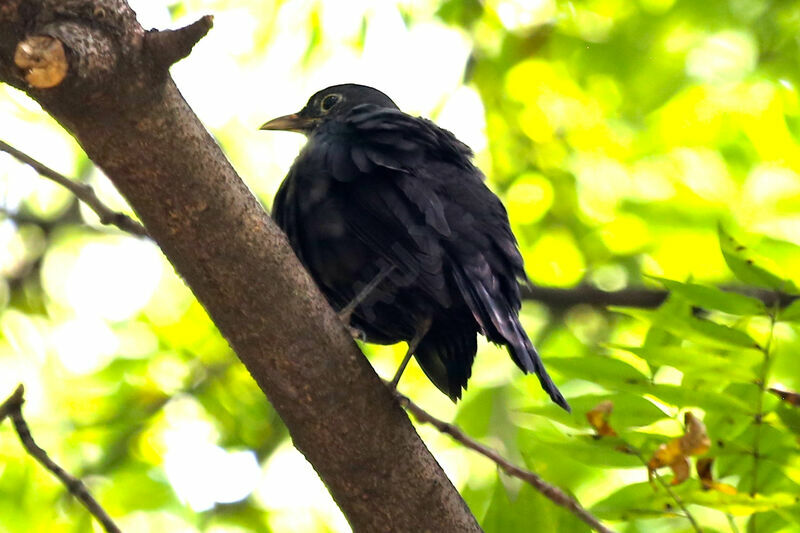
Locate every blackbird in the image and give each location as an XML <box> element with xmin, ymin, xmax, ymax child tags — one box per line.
<box><xmin>261</xmin><ymin>84</ymin><xmax>569</xmax><ymax>411</ymax></box>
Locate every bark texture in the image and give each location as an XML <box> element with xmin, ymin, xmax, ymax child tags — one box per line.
<box><xmin>0</xmin><ymin>2</ymin><xmax>481</xmax><ymax>531</ymax></box>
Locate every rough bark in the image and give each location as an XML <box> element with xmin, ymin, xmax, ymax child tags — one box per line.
<box><xmin>0</xmin><ymin>2</ymin><xmax>481</xmax><ymax>531</ymax></box>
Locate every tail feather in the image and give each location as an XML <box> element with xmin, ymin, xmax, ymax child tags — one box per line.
<box><xmin>451</xmin><ymin>260</ymin><xmax>570</xmax><ymax>411</ymax></box>
<box><xmin>414</xmin><ymin>325</ymin><xmax>477</xmax><ymax>401</ymax></box>
<box><xmin>507</xmin><ymin>320</ymin><xmax>570</xmax><ymax>412</ymax></box>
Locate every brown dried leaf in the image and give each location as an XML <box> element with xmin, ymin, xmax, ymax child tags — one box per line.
<box><xmin>681</xmin><ymin>412</ymin><xmax>711</xmax><ymax>455</ymax></box>
<box><xmin>647</xmin><ymin>412</ymin><xmax>710</xmax><ymax>485</ymax></box>
<box><xmin>669</xmin><ymin>456</ymin><xmax>690</xmax><ymax>485</ymax></box>
<box><xmin>586</xmin><ymin>400</ymin><xmax>617</xmax><ymax>437</ymax></box>
<box><xmin>697</xmin><ymin>457</ymin><xmax>737</xmax><ymax>494</ymax></box>
<box><xmin>649</xmin><ymin>439</ymin><xmax>679</xmax><ymax>470</ymax></box>
<box><xmin>769</xmin><ymin>387</ymin><xmax>800</xmax><ymax>407</ymax></box>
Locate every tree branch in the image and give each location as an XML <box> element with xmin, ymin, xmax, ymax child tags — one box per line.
<box><xmin>392</xmin><ymin>387</ymin><xmax>613</xmax><ymax>533</ymax></box>
<box><xmin>144</xmin><ymin>15</ymin><xmax>214</xmax><ymax>70</ymax></box>
<box><xmin>0</xmin><ymin>139</ymin><xmax>148</xmax><ymax>236</ymax></box>
<box><xmin>522</xmin><ymin>283</ymin><xmax>796</xmax><ymax>311</ymax></box>
<box><xmin>1</xmin><ymin>4</ymin><xmax>481</xmax><ymax>531</ymax></box>
<box><xmin>0</xmin><ymin>385</ymin><xmax>121</xmax><ymax>533</ymax></box>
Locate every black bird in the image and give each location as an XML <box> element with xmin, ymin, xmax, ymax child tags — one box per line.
<box><xmin>261</xmin><ymin>84</ymin><xmax>569</xmax><ymax>411</ymax></box>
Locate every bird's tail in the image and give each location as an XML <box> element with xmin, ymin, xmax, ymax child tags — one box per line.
<box><xmin>506</xmin><ymin>319</ymin><xmax>570</xmax><ymax>412</ymax></box>
<box><xmin>451</xmin><ymin>264</ymin><xmax>570</xmax><ymax>412</ymax></box>
<box><xmin>414</xmin><ymin>324</ymin><xmax>477</xmax><ymax>402</ymax></box>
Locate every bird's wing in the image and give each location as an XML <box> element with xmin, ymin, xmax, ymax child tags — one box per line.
<box><xmin>341</xmin><ymin>177</ymin><xmax>453</xmax><ymax>310</ymax></box>
<box><xmin>310</xmin><ymin>106</ymin><xmax>567</xmax><ymax>408</ymax></box>
<box><xmin>319</xmin><ymin>104</ymin><xmax>476</xmax><ymax>236</ymax></box>
<box><xmin>305</xmin><ymin>104</ymin><xmax>484</xmax><ymax>310</ymax></box>
<box><xmin>438</xmin><ymin>172</ymin><xmax>569</xmax><ymax>410</ymax></box>
<box><xmin>351</xmin><ymin>109</ymin><xmax>566</xmax><ymax>408</ymax></box>
<box><xmin>271</xmin><ymin>167</ymin><xmax>304</xmax><ymax>263</ymax></box>
<box><xmin>313</xmin><ymin>104</ymin><xmax>528</xmax><ymax>317</ymax></box>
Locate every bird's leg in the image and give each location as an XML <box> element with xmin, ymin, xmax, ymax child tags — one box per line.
<box><xmin>338</xmin><ymin>264</ymin><xmax>395</xmax><ymax>325</ymax></box>
<box><xmin>389</xmin><ymin>317</ymin><xmax>432</xmax><ymax>390</ymax></box>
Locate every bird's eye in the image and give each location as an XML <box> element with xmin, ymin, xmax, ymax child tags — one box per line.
<box><xmin>320</xmin><ymin>94</ymin><xmax>341</xmax><ymax>112</ymax></box>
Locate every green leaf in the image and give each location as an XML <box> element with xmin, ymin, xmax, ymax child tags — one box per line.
<box><xmin>544</xmin><ymin>356</ymin><xmax>650</xmax><ymax>388</ymax></box>
<box><xmin>436</xmin><ymin>0</ymin><xmax>484</xmax><ymax>28</ymax></box>
<box><xmin>544</xmin><ymin>356</ymin><xmax>751</xmax><ymax>412</ymax></box>
<box><xmin>611</xmin><ymin>344</ymin><xmax>758</xmax><ymax>382</ymax></box>
<box><xmin>518</xmin><ymin>426</ymin><xmax>642</xmax><ymax>468</ymax></box>
<box><xmin>774</xmin><ymin>403</ymin><xmax>800</xmax><ymax>438</ymax></box>
<box><xmin>688</xmin><ymin>316</ymin><xmax>759</xmax><ymax>348</ymax></box>
<box><xmin>524</xmin><ymin>392</ymin><xmax>669</xmax><ymax>430</ymax></box>
<box><xmin>102</xmin><ymin>463</ymin><xmax>176</xmax><ymax>511</ymax></box>
<box><xmin>718</xmin><ymin>226</ymin><xmax>797</xmax><ymax>292</ymax></box>
<box><xmin>482</xmin><ymin>476</ymin><xmax>591</xmax><ymax>532</ymax></box>
<box><xmin>778</xmin><ymin>298</ymin><xmax>800</xmax><ymax>322</ymax></box>
<box><xmin>455</xmin><ymin>386</ymin><xmax>505</xmax><ymax>438</ymax></box>
<box><xmin>613</xmin><ymin>307</ymin><xmax>760</xmax><ymax>349</ymax></box>
<box><xmin>591</xmin><ymin>482</ymin><xmax>797</xmax><ymax>519</ymax></box>
<box><xmin>648</xmin><ymin>276</ymin><xmax>766</xmax><ymax>315</ymax></box>
<box><xmin>638</xmin><ymin>383</ymin><xmax>752</xmax><ymax>413</ymax></box>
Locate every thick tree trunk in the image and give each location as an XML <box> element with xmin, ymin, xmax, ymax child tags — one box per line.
<box><xmin>0</xmin><ymin>2</ymin><xmax>481</xmax><ymax>531</ymax></box>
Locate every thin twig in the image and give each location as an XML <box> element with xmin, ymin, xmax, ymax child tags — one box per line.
<box><xmin>751</xmin><ymin>306</ymin><xmax>778</xmax><ymax>498</ymax></box>
<box><xmin>650</xmin><ymin>468</ymin><xmax>702</xmax><ymax>532</ymax></box>
<box><xmin>0</xmin><ymin>139</ymin><xmax>148</xmax><ymax>236</ymax></box>
<box><xmin>629</xmin><ymin>447</ymin><xmax>702</xmax><ymax>532</ymax></box>
<box><xmin>0</xmin><ymin>385</ymin><xmax>121</xmax><ymax>533</ymax></box>
<box><xmin>391</xmin><ymin>387</ymin><xmax>614</xmax><ymax>533</ymax></box>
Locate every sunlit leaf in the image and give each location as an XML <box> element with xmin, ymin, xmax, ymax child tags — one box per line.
<box><xmin>778</xmin><ymin>298</ymin><xmax>800</xmax><ymax>322</ymax></box>
<box><xmin>481</xmin><ymin>476</ymin><xmax>590</xmax><ymax>532</ymax></box>
<box><xmin>688</xmin><ymin>316</ymin><xmax>760</xmax><ymax>348</ymax></box>
<box><xmin>455</xmin><ymin>386</ymin><xmax>506</xmax><ymax>438</ymax></box>
<box><xmin>718</xmin><ymin>226</ymin><xmax>797</xmax><ymax>293</ymax></box>
<box><xmin>518</xmin><ymin>426</ymin><xmax>641</xmax><ymax>469</ymax></box>
<box><xmin>543</xmin><ymin>356</ymin><xmax>650</xmax><ymax>388</ymax></box>
<box><xmin>612</xmin><ymin>307</ymin><xmax>760</xmax><ymax>350</ymax></box>
<box><xmin>643</xmin><ymin>383</ymin><xmax>752</xmax><ymax>413</ymax></box>
<box><xmin>648</xmin><ymin>275</ymin><xmax>766</xmax><ymax>315</ymax></box>
<box><xmin>611</xmin><ymin>344</ymin><xmax>759</xmax><ymax>382</ymax></box>
<box><xmin>525</xmin><ymin>392</ymin><xmax>668</xmax><ymax>430</ymax></box>
<box><xmin>591</xmin><ymin>481</ymin><xmax>797</xmax><ymax>519</ymax></box>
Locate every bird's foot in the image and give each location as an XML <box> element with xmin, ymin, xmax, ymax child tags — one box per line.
<box><xmin>337</xmin><ymin>307</ymin><xmax>352</xmax><ymax>325</ymax></box>
<box><xmin>389</xmin><ymin>319</ymin><xmax>431</xmax><ymax>390</ymax></box>
<box><xmin>337</xmin><ymin>308</ymin><xmax>366</xmax><ymax>341</ymax></box>
<box><xmin>347</xmin><ymin>325</ymin><xmax>367</xmax><ymax>341</ymax></box>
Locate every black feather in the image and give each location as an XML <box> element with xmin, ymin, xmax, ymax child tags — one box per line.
<box><xmin>268</xmin><ymin>84</ymin><xmax>569</xmax><ymax>411</ymax></box>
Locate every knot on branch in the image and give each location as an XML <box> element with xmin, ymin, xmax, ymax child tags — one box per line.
<box><xmin>145</xmin><ymin>15</ymin><xmax>213</xmax><ymax>71</ymax></box>
<box><xmin>14</xmin><ymin>35</ymin><xmax>68</xmax><ymax>89</ymax></box>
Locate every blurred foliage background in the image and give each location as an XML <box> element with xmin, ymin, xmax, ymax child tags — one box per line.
<box><xmin>1</xmin><ymin>0</ymin><xmax>800</xmax><ymax>531</ymax></box>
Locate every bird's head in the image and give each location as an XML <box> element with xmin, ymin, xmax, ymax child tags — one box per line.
<box><xmin>260</xmin><ymin>84</ymin><xmax>399</xmax><ymax>135</ymax></box>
